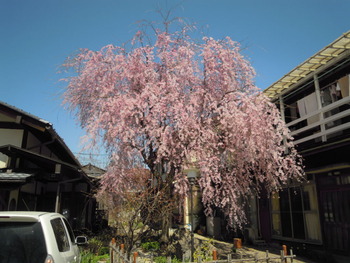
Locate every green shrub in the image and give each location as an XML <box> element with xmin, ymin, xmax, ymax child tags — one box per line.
<box><xmin>193</xmin><ymin>239</ymin><xmax>214</xmax><ymax>262</ymax></box>
<box><xmin>154</xmin><ymin>256</ymin><xmax>167</xmax><ymax>263</ymax></box>
<box><xmin>81</xmin><ymin>251</ymin><xmax>109</xmax><ymax>263</ymax></box>
<box><xmin>141</xmin><ymin>241</ymin><xmax>160</xmax><ymax>251</ymax></box>
<box><xmin>99</xmin><ymin>247</ymin><xmax>110</xmax><ymax>255</ymax></box>
<box><xmin>154</xmin><ymin>256</ymin><xmax>181</xmax><ymax>263</ymax></box>
<box><xmin>87</xmin><ymin>237</ymin><xmax>104</xmax><ymax>255</ymax></box>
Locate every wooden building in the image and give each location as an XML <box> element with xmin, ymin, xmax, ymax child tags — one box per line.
<box><xmin>0</xmin><ymin>101</ymin><xmax>95</xmax><ymax>230</ymax></box>
<box><xmin>258</xmin><ymin>31</ymin><xmax>350</xmax><ymax>258</ymax></box>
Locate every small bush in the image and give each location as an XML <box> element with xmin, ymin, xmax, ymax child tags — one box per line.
<box><xmin>193</xmin><ymin>239</ymin><xmax>214</xmax><ymax>262</ymax></box>
<box><xmin>81</xmin><ymin>251</ymin><xmax>109</xmax><ymax>263</ymax></box>
<box><xmin>154</xmin><ymin>256</ymin><xmax>167</xmax><ymax>263</ymax></box>
<box><xmin>141</xmin><ymin>241</ymin><xmax>160</xmax><ymax>251</ymax></box>
<box><xmin>86</xmin><ymin>237</ymin><xmax>104</xmax><ymax>255</ymax></box>
<box><xmin>154</xmin><ymin>256</ymin><xmax>181</xmax><ymax>263</ymax></box>
<box><xmin>99</xmin><ymin>247</ymin><xmax>110</xmax><ymax>255</ymax></box>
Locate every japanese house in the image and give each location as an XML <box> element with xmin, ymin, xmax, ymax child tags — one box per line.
<box><xmin>0</xmin><ymin>101</ymin><xmax>95</xmax><ymax>230</ymax></box>
<box><xmin>258</xmin><ymin>31</ymin><xmax>350</xmax><ymax>258</ymax></box>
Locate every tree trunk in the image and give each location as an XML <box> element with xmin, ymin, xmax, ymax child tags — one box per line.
<box><xmin>160</xmin><ymin>210</ymin><xmax>171</xmax><ymax>243</ymax></box>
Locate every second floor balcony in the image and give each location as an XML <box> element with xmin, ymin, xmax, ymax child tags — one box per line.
<box><xmin>286</xmin><ymin>93</ymin><xmax>350</xmax><ymax>151</ymax></box>
<box><xmin>263</xmin><ymin>31</ymin><xmax>350</xmax><ymax>152</ymax></box>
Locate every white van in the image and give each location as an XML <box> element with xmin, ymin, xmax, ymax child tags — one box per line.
<box><xmin>0</xmin><ymin>211</ymin><xmax>87</xmax><ymax>263</ymax></box>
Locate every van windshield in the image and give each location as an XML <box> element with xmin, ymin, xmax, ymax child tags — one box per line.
<box><xmin>0</xmin><ymin>222</ymin><xmax>47</xmax><ymax>263</ymax></box>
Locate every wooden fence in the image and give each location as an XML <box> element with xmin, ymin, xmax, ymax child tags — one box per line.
<box><xmin>109</xmin><ymin>239</ymin><xmax>297</xmax><ymax>263</ymax></box>
<box><xmin>110</xmin><ymin>239</ymin><xmax>131</xmax><ymax>263</ymax></box>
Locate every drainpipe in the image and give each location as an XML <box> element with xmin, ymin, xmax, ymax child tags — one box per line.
<box><xmin>55</xmin><ymin>168</ymin><xmax>83</xmax><ymax>213</ymax></box>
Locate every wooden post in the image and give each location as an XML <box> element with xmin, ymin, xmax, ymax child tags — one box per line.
<box><xmin>133</xmin><ymin>252</ymin><xmax>138</xmax><ymax>263</ymax></box>
<box><xmin>282</xmin><ymin>244</ymin><xmax>287</xmax><ymax>255</ymax></box>
<box><xmin>110</xmin><ymin>238</ymin><xmax>116</xmax><ymax>263</ymax></box>
<box><xmin>314</xmin><ymin>74</ymin><xmax>327</xmax><ymax>142</ymax></box>
<box><xmin>234</xmin><ymin>238</ymin><xmax>242</xmax><ymax>249</ymax></box>
<box><xmin>120</xmin><ymin>244</ymin><xmax>125</xmax><ymax>263</ymax></box>
<box><xmin>212</xmin><ymin>250</ymin><xmax>217</xmax><ymax>260</ymax></box>
<box><xmin>282</xmin><ymin>245</ymin><xmax>287</xmax><ymax>263</ymax></box>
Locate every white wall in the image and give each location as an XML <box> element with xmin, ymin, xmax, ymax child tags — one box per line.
<box><xmin>0</xmin><ymin>129</ymin><xmax>23</xmax><ymax>168</ymax></box>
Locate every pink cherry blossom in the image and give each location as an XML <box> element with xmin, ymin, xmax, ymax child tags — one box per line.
<box><xmin>62</xmin><ymin>29</ymin><xmax>304</xmax><ymax>227</ymax></box>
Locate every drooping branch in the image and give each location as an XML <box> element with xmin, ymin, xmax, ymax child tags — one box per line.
<box><xmin>62</xmin><ymin>27</ymin><xmax>304</xmax><ymax>228</ymax></box>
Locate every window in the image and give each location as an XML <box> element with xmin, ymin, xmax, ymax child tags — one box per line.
<box><xmin>271</xmin><ymin>192</ymin><xmax>281</xmax><ymax>236</ymax></box>
<box><xmin>0</xmin><ymin>222</ymin><xmax>47</xmax><ymax>263</ymax></box>
<box><xmin>271</xmin><ymin>182</ymin><xmax>322</xmax><ymax>243</ymax></box>
<box><xmin>62</xmin><ymin>217</ymin><xmax>75</xmax><ymax>243</ymax></box>
<box><xmin>51</xmin><ymin>218</ymin><xmax>70</xmax><ymax>252</ymax></box>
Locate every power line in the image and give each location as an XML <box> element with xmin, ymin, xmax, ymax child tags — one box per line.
<box><xmin>73</xmin><ymin>152</ymin><xmax>109</xmax><ymax>156</ymax></box>
<box><xmin>74</xmin><ymin>152</ymin><xmax>109</xmax><ymax>169</ymax></box>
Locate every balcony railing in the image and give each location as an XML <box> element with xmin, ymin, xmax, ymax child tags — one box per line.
<box><xmin>287</xmin><ymin>96</ymin><xmax>350</xmax><ymax>146</ymax></box>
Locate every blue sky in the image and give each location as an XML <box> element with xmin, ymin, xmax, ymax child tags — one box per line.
<box><xmin>1</xmin><ymin>0</ymin><xmax>350</xmax><ymax>166</ymax></box>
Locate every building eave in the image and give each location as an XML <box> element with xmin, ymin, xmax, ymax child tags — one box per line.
<box><xmin>263</xmin><ymin>31</ymin><xmax>350</xmax><ymax>100</ymax></box>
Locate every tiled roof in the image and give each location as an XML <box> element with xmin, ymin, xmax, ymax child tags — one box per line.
<box><xmin>0</xmin><ymin>172</ymin><xmax>33</xmax><ymax>182</ymax></box>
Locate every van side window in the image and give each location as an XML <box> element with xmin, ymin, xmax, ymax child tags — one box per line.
<box><xmin>51</xmin><ymin>218</ymin><xmax>70</xmax><ymax>252</ymax></box>
<box><xmin>62</xmin><ymin>217</ymin><xmax>75</xmax><ymax>243</ymax></box>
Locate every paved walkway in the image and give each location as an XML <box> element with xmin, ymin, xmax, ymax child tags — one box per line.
<box><xmin>232</xmin><ymin>246</ymin><xmax>315</xmax><ymax>263</ymax></box>
<box><xmin>195</xmin><ymin>234</ymin><xmax>317</xmax><ymax>263</ymax></box>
